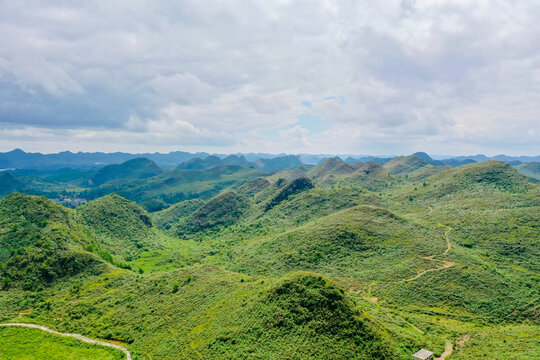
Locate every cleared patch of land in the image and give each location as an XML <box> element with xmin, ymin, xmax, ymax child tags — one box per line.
<box><xmin>0</xmin><ymin>325</ymin><xmax>125</xmax><ymax>360</ymax></box>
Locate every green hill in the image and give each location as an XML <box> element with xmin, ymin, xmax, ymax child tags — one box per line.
<box><xmin>7</xmin><ymin>265</ymin><xmax>412</xmax><ymax>360</ymax></box>
<box><xmin>307</xmin><ymin>158</ymin><xmax>347</xmax><ymax>178</ymax></box>
<box><xmin>406</xmin><ymin>164</ymin><xmax>452</xmax><ymax>181</ymax></box>
<box><xmin>76</xmin><ymin>194</ymin><xmax>159</xmax><ymax>262</ymax></box>
<box><xmin>177</xmin><ymin>155</ymin><xmax>253</xmax><ymax>170</ymax></box>
<box><xmin>176</xmin><ymin>155</ymin><xmax>224</xmax><ymax>170</ymax></box>
<box><xmin>255</xmin><ymin>155</ymin><xmax>303</xmax><ymax>172</ymax></box>
<box><xmin>339</xmin><ymin>163</ymin><xmax>396</xmax><ymax>190</ymax></box>
<box><xmin>401</xmin><ymin>161</ymin><xmax>531</xmax><ymax>201</ymax></box>
<box><xmin>222</xmin><ymin>154</ymin><xmax>252</xmax><ymax>168</ymax></box>
<box><xmin>89</xmin><ymin>158</ymin><xmax>162</xmax><ymax>187</ymax></box>
<box><xmin>218</xmin><ymin>199</ymin><xmax>538</xmax><ymax>324</ymax></box>
<box><xmin>0</xmin><ymin>193</ymin><xmax>105</xmax><ymax>290</ymax></box>
<box><xmin>265</xmin><ymin>177</ymin><xmax>314</xmax><ymax>211</ymax></box>
<box><xmin>265</xmin><ymin>166</ymin><xmax>310</xmax><ymax>183</ymax></box>
<box><xmin>383</xmin><ymin>155</ymin><xmax>429</xmax><ymax>174</ymax></box>
<box><xmin>176</xmin><ymin>191</ymin><xmax>249</xmax><ymax>235</ymax></box>
<box><xmin>235</xmin><ymin>177</ymin><xmax>272</xmax><ymax>197</ymax></box>
<box><xmin>307</xmin><ymin>158</ymin><xmax>361</xmax><ymax>186</ymax></box>
<box><xmin>514</xmin><ymin>161</ymin><xmax>540</xmax><ymax>181</ymax></box>
<box><xmin>225</xmin><ymin>205</ymin><xmax>440</xmax><ymax>280</ymax></box>
<box><xmin>81</xmin><ymin>166</ymin><xmax>264</xmax><ymax>212</ymax></box>
<box><xmin>0</xmin><ymin>172</ymin><xmax>25</xmax><ymax>196</ymax></box>
<box><xmin>152</xmin><ymin>198</ymin><xmax>205</xmax><ymax>231</ymax></box>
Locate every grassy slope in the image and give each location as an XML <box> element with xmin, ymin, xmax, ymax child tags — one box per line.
<box><xmin>307</xmin><ymin>158</ymin><xmax>360</xmax><ymax>186</ymax></box>
<box><xmin>406</xmin><ymin>164</ymin><xmax>453</xmax><ymax>181</ymax></box>
<box><xmin>74</xmin><ymin>194</ymin><xmax>209</xmax><ymax>273</ymax></box>
<box><xmin>338</xmin><ymin>163</ymin><xmax>398</xmax><ymax>190</ymax></box>
<box><xmin>0</xmin><ymin>326</ymin><xmax>123</xmax><ymax>360</ymax></box>
<box><xmin>75</xmin><ymin>194</ymin><xmax>156</xmax><ymax>260</ymax></box>
<box><xmin>451</xmin><ymin>324</ymin><xmax>539</xmax><ymax>360</ymax></box>
<box><xmin>152</xmin><ymin>199</ymin><xmax>205</xmax><ymax>231</ymax></box>
<box><xmin>224</xmin><ymin>205</ymin><xmax>441</xmax><ymax>283</ymax></box>
<box><xmin>0</xmin><ymin>193</ymin><xmax>106</xmax><ymax>290</ymax></box>
<box><xmin>7</xmin><ymin>267</ymin><xmax>411</xmax><ymax>360</ymax></box>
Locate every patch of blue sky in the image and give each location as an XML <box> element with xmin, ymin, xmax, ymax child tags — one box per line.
<box><xmin>297</xmin><ymin>113</ymin><xmax>327</xmax><ymax>133</ymax></box>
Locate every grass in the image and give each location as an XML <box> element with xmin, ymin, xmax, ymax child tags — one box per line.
<box><xmin>451</xmin><ymin>324</ymin><xmax>540</xmax><ymax>359</ymax></box>
<box><xmin>0</xmin><ymin>326</ymin><xmax>124</xmax><ymax>360</ymax></box>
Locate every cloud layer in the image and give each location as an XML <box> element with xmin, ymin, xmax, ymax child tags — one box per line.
<box><xmin>0</xmin><ymin>0</ymin><xmax>539</xmax><ymax>155</ymax></box>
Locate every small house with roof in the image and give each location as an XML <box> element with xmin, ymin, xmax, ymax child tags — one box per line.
<box><xmin>413</xmin><ymin>349</ymin><xmax>433</xmax><ymax>360</ymax></box>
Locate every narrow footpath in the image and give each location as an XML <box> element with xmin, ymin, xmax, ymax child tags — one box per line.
<box><xmin>435</xmin><ymin>341</ymin><xmax>453</xmax><ymax>360</ymax></box>
<box><xmin>404</xmin><ymin>227</ymin><xmax>454</xmax><ymax>282</ymax></box>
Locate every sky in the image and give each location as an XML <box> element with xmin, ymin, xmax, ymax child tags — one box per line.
<box><xmin>0</xmin><ymin>0</ymin><xmax>539</xmax><ymax>156</ymax></box>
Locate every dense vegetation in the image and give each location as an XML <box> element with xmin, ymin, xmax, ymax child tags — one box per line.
<box><xmin>0</xmin><ymin>155</ymin><xmax>538</xmax><ymax>359</ymax></box>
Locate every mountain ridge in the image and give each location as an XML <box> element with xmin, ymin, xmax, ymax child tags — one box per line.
<box><xmin>3</xmin><ymin>148</ymin><xmax>539</xmax><ymax>171</ymax></box>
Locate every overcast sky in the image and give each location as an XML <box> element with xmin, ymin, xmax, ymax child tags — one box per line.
<box><xmin>0</xmin><ymin>0</ymin><xmax>539</xmax><ymax>155</ymax></box>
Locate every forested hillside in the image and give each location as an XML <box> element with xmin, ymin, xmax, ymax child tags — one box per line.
<box><xmin>0</xmin><ymin>156</ymin><xmax>538</xmax><ymax>359</ymax></box>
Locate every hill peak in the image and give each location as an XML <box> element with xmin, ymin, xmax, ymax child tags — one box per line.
<box><xmin>412</xmin><ymin>151</ymin><xmax>433</xmax><ymax>162</ymax></box>
<box><xmin>383</xmin><ymin>154</ymin><xmax>428</xmax><ymax>174</ymax></box>
<box><xmin>415</xmin><ymin>160</ymin><xmax>531</xmax><ymax>195</ymax></box>
<box><xmin>90</xmin><ymin>157</ymin><xmax>162</xmax><ymax>186</ymax></box>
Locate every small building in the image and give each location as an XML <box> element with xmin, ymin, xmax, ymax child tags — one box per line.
<box><xmin>413</xmin><ymin>349</ymin><xmax>433</xmax><ymax>360</ymax></box>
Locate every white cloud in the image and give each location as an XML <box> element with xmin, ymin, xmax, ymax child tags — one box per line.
<box><xmin>0</xmin><ymin>53</ymin><xmax>84</xmax><ymax>96</ymax></box>
<box><xmin>0</xmin><ymin>0</ymin><xmax>539</xmax><ymax>155</ymax></box>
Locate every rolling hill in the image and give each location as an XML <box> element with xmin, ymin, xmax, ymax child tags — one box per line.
<box><xmin>383</xmin><ymin>155</ymin><xmax>429</xmax><ymax>174</ymax></box>
<box><xmin>152</xmin><ymin>199</ymin><xmax>205</xmax><ymax>231</ymax></box>
<box><xmin>89</xmin><ymin>158</ymin><xmax>163</xmax><ymax>187</ymax></box>
<box><xmin>177</xmin><ymin>155</ymin><xmax>252</xmax><ymax>170</ymax></box>
<box><xmin>0</xmin><ymin>193</ymin><xmax>106</xmax><ymax>290</ymax></box>
<box><xmin>307</xmin><ymin>158</ymin><xmax>362</xmax><ymax>186</ymax></box>
<box><xmin>254</xmin><ymin>155</ymin><xmax>303</xmax><ymax>172</ymax></box>
<box><xmin>79</xmin><ymin>165</ymin><xmax>264</xmax><ymax>212</ymax></box>
<box><xmin>0</xmin><ymin>172</ymin><xmax>25</xmax><ymax>196</ymax></box>
<box><xmin>514</xmin><ymin>161</ymin><xmax>540</xmax><ymax>181</ymax></box>
<box><xmin>0</xmin><ymin>159</ymin><xmax>538</xmax><ymax>359</ymax></box>
<box><xmin>0</xmin><ymin>194</ymin><xmax>417</xmax><ymax>359</ymax></box>
<box><xmin>338</xmin><ymin>162</ymin><xmax>396</xmax><ymax>190</ymax></box>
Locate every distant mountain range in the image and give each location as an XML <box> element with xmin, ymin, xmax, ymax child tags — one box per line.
<box><xmin>0</xmin><ymin>148</ymin><xmax>539</xmax><ymax>171</ymax></box>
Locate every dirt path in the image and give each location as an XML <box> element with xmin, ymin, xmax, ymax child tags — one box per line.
<box><xmin>404</xmin><ymin>227</ymin><xmax>454</xmax><ymax>282</ymax></box>
<box><xmin>0</xmin><ymin>323</ymin><xmax>131</xmax><ymax>360</ymax></box>
<box><xmin>435</xmin><ymin>341</ymin><xmax>453</xmax><ymax>360</ymax></box>
<box><xmin>441</xmin><ymin>227</ymin><xmax>452</xmax><ymax>255</ymax></box>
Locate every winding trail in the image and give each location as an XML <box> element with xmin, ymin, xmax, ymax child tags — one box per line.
<box><xmin>404</xmin><ymin>227</ymin><xmax>454</xmax><ymax>282</ymax></box>
<box><xmin>0</xmin><ymin>323</ymin><xmax>131</xmax><ymax>360</ymax></box>
<box><xmin>435</xmin><ymin>341</ymin><xmax>453</xmax><ymax>360</ymax></box>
